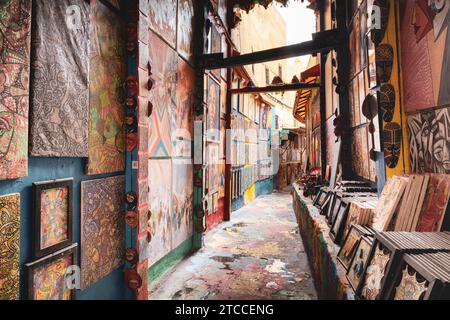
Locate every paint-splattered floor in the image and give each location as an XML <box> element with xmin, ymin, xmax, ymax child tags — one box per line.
<box><xmin>149</xmin><ymin>191</ymin><xmax>317</xmax><ymax>300</ymax></box>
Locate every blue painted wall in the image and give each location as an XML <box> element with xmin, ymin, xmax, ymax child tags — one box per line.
<box><xmin>256</xmin><ymin>178</ymin><xmax>273</xmax><ymax>197</ymax></box>
<box><xmin>0</xmin><ymin>157</ymin><xmax>133</xmax><ymax>300</ymax></box>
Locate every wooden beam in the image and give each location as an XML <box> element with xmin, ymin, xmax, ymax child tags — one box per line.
<box><xmin>199</xmin><ymin>29</ymin><xmax>345</xmax><ymax>70</ymax></box>
<box><xmin>230</xmin><ymin>82</ymin><xmax>320</xmax><ymax>95</ymax></box>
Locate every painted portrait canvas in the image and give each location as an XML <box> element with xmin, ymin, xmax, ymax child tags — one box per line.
<box><xmin>80</xmin><ymin>175</ymin><xmax>125</xmax><ymax>290</ymax></box>
<box><xmin>207</xmin><ymin>77</ymin><xmax>220</xmax><ymax>142</ymax></box>
<box><xmin>177</xmin><ymin>0</ymin><xmax>194</xmax><ymax>62</ymax></box>
<box><xmin>0</xmin><ymin>0</ymin><xmax>31</xmax><ymax>180</ymax></box>
<box><xmin>0</xmin><ymin>193</ymin><xmax>20</xmax><ymax>300</ymax></box>
<box><xmin>87</xmin><ymin>0</ymin><xmax>126</xmax><ymax>175</ymax></box>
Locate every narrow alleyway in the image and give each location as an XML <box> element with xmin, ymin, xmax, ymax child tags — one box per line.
<box><xmin>149</xmin><ymin>191</ymin><xmax>317</xmax><ymax>300</ymax></box>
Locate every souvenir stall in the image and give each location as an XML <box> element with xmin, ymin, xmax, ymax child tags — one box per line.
<box><xmin>292</xmin><ymin>0</ymin><xmax>450</xmax><ymax>300</ymax></box>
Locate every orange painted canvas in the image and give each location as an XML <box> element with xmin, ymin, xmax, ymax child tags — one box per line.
<box><xmin>40</xmin><ymin>187</ymin><xmax>68</xmax><ymax>249</ymax></box>
<box><xmin>87</xmin><ymin>0</ymin><xmax>126</xmax><ymax>175</ymax></box>
<box><xmin>31</xmin><ymin>255</ymin><xmax>72</xmax><ymax>300</ymax></box>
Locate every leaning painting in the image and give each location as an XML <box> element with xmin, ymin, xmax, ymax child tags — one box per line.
<box><xmin>0</xmin><ymin>0</ymin><xmax>31</xmax><ymax>180</ymax></box>
<box><xmin>87</xmin><ymin>0</ymin><xmax>126</xmax><ymax>175</ymax></box>
<box><xmin>0</xmin><ymin>193</ymin><xmax>20</xmax><ymax>300</ymax></box>
<box><xmin>80</xmin><ymin>176</ymin><xmax>125</xmax><ymax>290</ymax></box>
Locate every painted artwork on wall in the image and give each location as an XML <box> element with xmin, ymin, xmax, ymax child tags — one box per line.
<box><xmin>347</xmin><ymin>236</ymin><xmax>372</xmax><ymax>290</ymax></box>
<box><xmin>0</xmin><ymin>0</ymin><xmax>31</xmax><ymax>180</ymax></box>
<box><xmin>29</xmin><ymin>0</ymin><xmax>89</xmax><ymax>157</ymax></box>
<box><xmin>148</xmin><ymin>0</ymin><xmax>177</xmax><ymax>48</ymax></box>
<box><xmin>33</xmin><ymin>178</ymin><xmax>73</xmax><ymax>258</ymax></box>
<box><xmin>25</xmin><ymin>244</ymin><xmax>77</xmax><ymax>300</ymax></box>
<box><xmin>87</xmin><ymin>0</ymin><xmax>126</xmax><ymax>175</ymax></box>
<box><xmin>174</xmin><ymin>58</ymin><xmax>194</xmax><ymax>143</ymax></box>
<box><xmin>400</xmin><ymin>0</ymin><xmax>450</xmax><ymax>113</ymax></box>
<box><xmin>80</xmin><ymin>175</ymin><xmax>125</xmax><ymax>290</ymax></box>
<box><xmin>0</xmin><ymin>193</ymin><xmax>20</xmax><ymax>300</ymax></box>
<box><xmin>360</xmin><ymin>243</ymin><xmax>391</xmax><ymax>300</ymax></box>
<box><xmin>177</xmin><ymin>0</ymin><xmax>194</xmax><ymax>62</ymax></box>
<box><xmin>207</xmin><ymin>76</ymin><xmax>220</xmax><ymax>142</ymax></box>
<box><xmin>351</xmin><ymin>126</ymin><xmax>370</xmax><ymax>180</ymax></box>
<box><xmin>148</xmin><ymin>31</ymin><xmax>177</xmax><ymax>158</ymax></box>
<box><xmin>141</xmin><ymin>159</ymin><xmax>172</xmax><ymax>266</ymax></box>
<box><xmin>394</xmin><ymin>266</ymin><xmax>428</xmax><ymax>300</ymax></box>
<box><xmin>172</xmin><ymin>160</ymin><xmax>193</xmax><ymax>249</ymax></box>
<box><xmin>407</xmin><ymin>106</ymin><xmax>450</xmax><ymax>174</ymax></box>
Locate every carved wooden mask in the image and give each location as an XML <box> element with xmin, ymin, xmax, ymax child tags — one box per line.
<box><xmin>383</xmin><ymin>122</ymin><xmax>402</xmax><ymax>168</ymax></box>
<box><xmin>376</xmin><ymin>44</ymin><xmax>394</xmax><ymax>83</ymax></box>
<box><xmin>379</xmin><ymin>84</ymin><xmax>396</xmax><ymax>122</ymax></box>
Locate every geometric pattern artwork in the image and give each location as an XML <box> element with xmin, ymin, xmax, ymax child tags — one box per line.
<box><xmin>148</xmin><ymin>0</ymin><xmax>177</xmax><ymax>48</ymax></box>
<box><xmin>400</xmin><ymin>0</ymin><xmax>450</xmax><ymax>113</ymax></box>
<box><xmin>148</xmin><ymin>31</ymin><xmax>177</xmax><ymax>158</ymax></box>
<box><xmin>416</xmin><ymin>173</ymin><xmax>450</xmax><ymax>232</ymax></box>
<box><xmin>0</xmin><ymin>193</ymin><xmax>20</xmax><ymax>300</ymax></box>
<box><xmin>361</xmin><ymin>244</ymin><xmax>391</xmax><ymax>300</ymax></box>
<box><xmin>177</xmin><ymin>0</ymin><xmax>194</xmax><ymax>62</ymax></box>
<box><xmin>407</xmin><ymin>106</ymin><xmax>450</xmax><ymax>174</ymax></box>
<box><xmin>29</xmin><ymin>0</ymin><xmax>89</xmax><ymax>157</ymax></box>
<box><xmin>87</xmin><ymin>0</ymin><xmax>126</xmax><ymax>175</ymax></box>
<box><xmin>80</xmin><ymin>175</ymin><xmax>125</xmax><ymax>290</ymax></box>
<box><xmin>394</xmin><ymin>266</ymin><xmax>428</xmax><ymax>300</ymax></box>
<box><xmin>0</xmin><ymin>0</ymin><xmax>31</xmax><ymax>180</ymax></box>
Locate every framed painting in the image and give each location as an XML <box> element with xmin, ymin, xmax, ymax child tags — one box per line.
<box><xmin>0</xmin><ymin>193</ymin><xmax>20</xmax><ymax>300</ymax></box>
<box><xmin>327</xmin><ymin>194</ymin><xmax>343</xmax><ymax>227</ymax></box>
<box><xmin>206</xmin><ymin>76</ymin><xmax>221</xmax><ymax>142</ymax></box>
<box><xmin>26</xmin><ymin>243</ymin><xmax>78</xmax><ymax>300</ymax></box>
<box><xmin>337</xmin><ymin>224</ymin><xmax>366</xmax><ymax>271</ymax></box>
<box><xmin>33</xmin><ymin>178</ymin><xmax>73</xmax><ymax>259</ymax></box>
<box><xmin>330</xmin><ymin>201</ymin><xmax>350</xmax><ymax>244</ymax></box>
<box><xmin>347</xmin><ymin>236</ymin><xmax>374</xmax><ymax>291</ymax></box>
<box><xmin>177</xmin><ymin>0</ymin><xmax>194</xmax><ymax>63</ymax></box>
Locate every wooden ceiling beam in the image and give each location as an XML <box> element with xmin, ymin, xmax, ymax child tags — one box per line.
<box><xmin>229</xmin><ymin>82</ymin><xmax>320</xmax><ymax>95</ymax></box>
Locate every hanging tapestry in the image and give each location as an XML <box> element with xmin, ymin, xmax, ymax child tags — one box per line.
<box><xmin>140</xmin><ymin>159</ymin><xmax>172</xmax><ymax>265</ymax></box>
<box><xmin>29</xmin><ymin>0</ymin><xmax>89</xmax><ymax>157</ymax></box>
<box><xmin>148</xmin><ymin>0</ymin><xmax>177</xmax><ymax>48</ymax></box>
<box><xmin>148</xmin><ymin>31</ymin><xmax>177</xmax><ymax>158</ymax></box>
<box><xmin>0</xmin><ymin>193</ymin><xmax>20</xmax><ymax>300</ymax></box>
<box><xmin>407</xmin><ymin>106</ymin><xmax>450</xmax><ymax>174</ymax></box>
<box><xmin>80</xmin><ymin>175</ymin><xmax>125</xmax><ymax>290</ymax></box>
<box><xmin>177</xmin><ymin>0</ymin><xmax>194</xmax><ymax>62</ymax></box>
<box><xmin>0</xmin><ymin>0</ymin><xmax>31</xmax><ymax>180</ymax></box>
<box><xmin>361</xmin><ymin>244</ymin><xmax>391</xmax><ymax>300</ymax></box>
<box><xmin>87</xmin><ymin>0</ymin><xmax>126</xmax><ymax>175</ymax></box>
<box><xmin>400</xmin><ymin>0</ymin><xmax>450</xmax><ymax>113</ymax></box>
<box><xmin>416</xmin><ymin>173</ymin><xmax>450</xmax><ymax>232</ymax></box>
<box><xmin>172</xmin><ymin>159</ymin><xmax>193</xmax><ymax>249</ymax></box>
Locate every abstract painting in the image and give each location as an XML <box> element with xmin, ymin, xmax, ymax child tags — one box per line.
<box><xmin>140</xmin><ymin>159</ymin><xmax>172</xmax><ymax>266</ymax></box>
<box><xmin>0</xmin><ymin>0</ymin><xmax>31</xmax><ymax>180</ymax></box>
<box><xmin>29</xmin><ymin>0</ymin><xmax>89</xmax><ymax>157</ymax></box>
<box><xmin>81</xmin><ymin>175</ymin><xmax>125</xmax><ymax>290</ymax></box>
<box><xmin>87</xmin><ymin>0</ymin><xmax>126</xmax><ymax>175</ymax></box>
<box><xmin>177</xmin><ymin>0</ymin><xmax>194</xmax><ymax>62</ymax></box>
<box><xmin>0</xmin><ymin>193</ymin><xmax>20</xmax><ymax>300</ymax></box>
<box><xmin>148</xmin><ymin>0</ymin><xmax>177</xmax><ymax>48</ymax></box>
<box><xmin>407</xmin><ymin>106</ymin><xmax>450</xmax><ymax>174</ymax></box>
<box><xmin>400</xmin><ymin>0</ymin><xmax>450</xmax><ymax>113</ymax></box>
<box><xmin>416</xmin><ymin>173</ymin><xmax>450</xmax><ymax>232</ymax></box>
<box><xmin>148</xmin><ymin>31</ymin><xmax>177</xmax><ymax>158</ymax></box>
<box><xmin>338</xmin><ymin>225</ymin><xmax>364</xmax><ymax>270</ymax></box>
<box><xmin>361</xmin><ymin>243</ymin><xmax>391</xmax><ymax>300</ymax></box>
<box><xmin>172</xmin><ymin>159</ymin><xmax>193</xmax><ymax>249</ymax></box>
<box><xmin>26</xmin><ymin>244</ymin><xmax>77</xmax><ymax>300</ymax></box>
<box><xmin>33</xmin><ymin>178</ymin><xmax>73</xmax><ymax>258</ymax></box>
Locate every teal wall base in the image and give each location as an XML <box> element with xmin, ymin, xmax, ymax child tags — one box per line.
<box><xmin>148</xmin><ymin>236</ymin><xmax>194</xmax><ymax>287</ymax></box>
<box><xmin>256</xmin><ymin>178</ymin><xmax>273</xmax><ymax>197</ymax></box>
